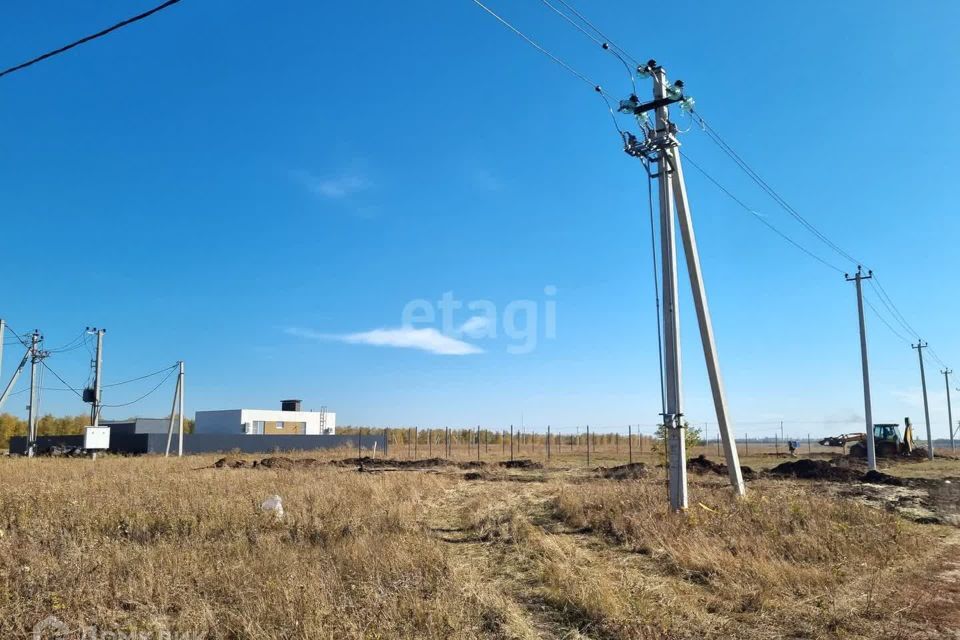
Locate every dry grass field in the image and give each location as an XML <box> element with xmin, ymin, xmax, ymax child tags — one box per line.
<box><xmin>1</xmin><ymin>447</ymin><xmax>958</xmax><ymax>639</ymax></box>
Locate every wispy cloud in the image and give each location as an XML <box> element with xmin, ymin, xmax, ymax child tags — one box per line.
<box><xmin>285</xmin><ymin>326</ymin><xmax>482</xmax><ymax>356</ymax></box>
<box><xmin>293</xmin><ymin>169</ymin><xmax>371</xmax><ymax>200</ymax></box>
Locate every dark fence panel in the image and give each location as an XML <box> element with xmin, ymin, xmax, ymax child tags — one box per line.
<box><xmin>9</xmin><ymin>433</ymin><xmax>387</xmax><ymax>456</ymax></box>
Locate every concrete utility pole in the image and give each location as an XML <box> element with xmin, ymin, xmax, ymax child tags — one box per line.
<box><xmin>27</xmin><ymin>331</ymin><xmax>46</xmax><ymax>458</ymax></box>
<box><xmin>652</xmin><ymin>66</ymin><xmax>687</xmax><ymax>510</ymax></box>
<box><xmin>621</xmin><ymin>61</ymin><xmax>746</xmax><ymax>507</ymax></box>
<box><xmin>847</xmin><ymin>267</ymin><xmax>876</xmax><ymax>471</ymax></box>
<box><xmin>164</xmin><ymin>361</ymin><xmax>185</xmax><ymax>457</ymax></box>
<box><xmin>942</xmin><ymin>369</ymin><xmax>954</xmax><ymax>452</ymax></box>
<box><xmin>88</xmin><ymin>328</ymin><xmax>105</xmax><ymax>427</ymax></box>
<box><xmin>0</xmin><ymin>319</ymin><xmax>5</xmax><ymax>382</ymax></box>
<box><xmin>912</xmin><ymin>342</ymin><xmax>934</xmax><ymax>460</ymax></box>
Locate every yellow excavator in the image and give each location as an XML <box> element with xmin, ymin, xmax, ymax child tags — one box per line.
<box><xmin>819</xmin><ymin>419</ymin><xmax>914</xmax><ymax>458</ymax></box>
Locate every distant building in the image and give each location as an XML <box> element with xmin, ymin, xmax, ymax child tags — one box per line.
<box><xmin>101</xmin><ymin>418</ymin><xmax>172</xmax><ymax>435</ymax></box>
<box><xmin>194</xmin><ymin>399</ymin><xmax>336</xmax><ymax>436</ymax></box>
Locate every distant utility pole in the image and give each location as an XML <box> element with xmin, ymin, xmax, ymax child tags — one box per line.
<box><xmin>912</xmin><ymin>342</ymin><xmax>934</xmax><ymax>460</ymax></box>
<box><xmin>942</xmin><ymin>369</ymin><xmax>954</xmax><ymax>452</ymax></box>
<box><xmin>0</xmin><ymin>319</ymin><xmax>5</xmax><ymax>381</ymax></box>
<box><xmin>27</xmin><ymin>331</ymin><xmax>48</xmax><ymax>458</ymax></box>
<box><xmin>846</xmin><ymin>267</ymin><xmax>876</xmax><ymax>471</ymax></box>
<box><xmin>164</xmin><ymin>361</ymin><xmax>185</xmax><ymax>457</ymax></box>
<box><xmin>87</xmin><ymin>328</ymin><xmax>105</xmax><ymax>427</ymax></box>
<box><xmin>621</xmin><ymin>61</ymin><xmax>745</xmax><ymax>507</ymax></box>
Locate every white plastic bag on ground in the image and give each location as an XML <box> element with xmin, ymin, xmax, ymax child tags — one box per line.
<box><xmin>260</xmin><ymin>495</ymin><xmax>284</xmax><ymax>519</ymax></box>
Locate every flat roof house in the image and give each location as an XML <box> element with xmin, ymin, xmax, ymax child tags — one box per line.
<box><xmin>194</xmin><ymin>400</ymin><xmax>336</xmax><ymax>436</ymax></box>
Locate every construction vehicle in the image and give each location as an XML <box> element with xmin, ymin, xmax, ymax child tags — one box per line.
<box><xmin>819</xmin><ymin>433</ymin><xmax>866</xmax><ymax>448</ymax></box>
<box><xmin>819</xmin><ymin>419</ymin><xmax>915</xmax><ymax>458</ymax></box>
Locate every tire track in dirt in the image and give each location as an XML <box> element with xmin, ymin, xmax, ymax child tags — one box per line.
<box><xmin>422</xmin><ymin>474</ymin><xmax>599</xmax><ymax>640</ymax></box>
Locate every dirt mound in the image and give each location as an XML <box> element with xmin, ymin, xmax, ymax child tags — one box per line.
<box><xmin>334</xmin><ymin>457</ymin><xmax>453</xmax><ymax>469</ymax></box>
<box><xmin>687</xmin><ymin>454</ymin><xmax>723</xmax><ymax>474</ymax></box>
<box><xmin>685</xmin><ymin>455</ymin><xmax>755</xmax><ymax>480</ymax></box>
<box><xmin>862</xmin><ymin>469</ymin><xmax>907</xmax><ymax>486</ymax></box>
<box><xmin>259</xmin><ymin>457</ymin><xmax>321</xmax><ymax>469</ymax></box>
<box><xmin>214</xmin><ymin>457</ymin><xmax>248</xmax><ymax>469</ymax></box>
<box><xmin>499</xmin><ymin>459</ymin><xmax>543</xmax><ymax>470</ymax></box>
<box><xmin>769</xmin><ymin>459</ymin><xmax>861</xmax><ymax>481</ymax></box>
<box><xmin>599</xmin><ymin>462</ymin><xmax>647</xmax><ymax>480</ymax></box>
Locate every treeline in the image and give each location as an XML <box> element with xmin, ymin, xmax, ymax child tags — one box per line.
<box><xmin>0</xmin><ymin>414</ymin><xmax>88</xmax><ymax>448</ymax></box>
<box><xmin>0</xmin><ymin>414</ymin><xmax>196</xmax><ymax>448</ymax></box>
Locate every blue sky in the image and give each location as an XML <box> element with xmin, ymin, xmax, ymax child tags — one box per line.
<box><xmin>1</xmin><ymin>1</ymin><xmax>958</xmax><ymax>439</ymax></box>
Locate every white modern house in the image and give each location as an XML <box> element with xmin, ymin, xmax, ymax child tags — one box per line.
<box><xmin>194</xmin><ymin>400</ymin><xmax>335</xmax><ymax>436</ymax></box>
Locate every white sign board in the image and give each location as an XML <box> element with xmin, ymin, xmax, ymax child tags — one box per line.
<box><xmin>84</xmin><ymin>427</ymin><xmax>110</xmax><ymax>450</ymax></box>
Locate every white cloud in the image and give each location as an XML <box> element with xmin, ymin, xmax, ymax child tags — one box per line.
<box><xmin>294</xmin><ymin>170</ymin><xmax>371</xmax><ymax>199</ymax></box>
<box><xmin>285</xmin><ymin>326</ymin><xmax>482</xmax><ymax>356</ymax></box>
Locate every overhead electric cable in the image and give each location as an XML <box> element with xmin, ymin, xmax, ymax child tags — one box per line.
<box><xmin>39</xmin><ymin>361</ymin><xmax>83</xmax><ymax>399</ymax></box>
<box><xmin>549</xmin><ymin>0</ymin><xmax>640</xmax><ymax>67</ymax></box>
<box><xmin>471</xmin><ymin>0</ymin><xmax>613</xmax><ymax>98</ymax></box>
<box><xmin>538</xmin><ymin>0</ymin><xmax>637</xmax><ymax>92</ymax></box>
<box><xmin>0</xmin><ymin>0</ymin><xmax>183</xmax><ymax>79</ymax></box>
<box><xmin>691</xmin><ymin>112</ymin><xmax>864</xmax><ymax>268</ymax></box>
<box><xmin>927</xmin><ymin>345</ymin><xmax>949</xmax><ymax>369</ymax></box>
<box><xmin>46</xmin><ymin>330</ymin><xmax>88</xmax><ymax>353</ymax></box>
<box><xmin>645</xmin><ymin>167</ymin><xmax>666</xmax><ymax>416</ymax></box>
<box><xmin>863</xmin><ymin>295</ymin><xmax>911</xmax><ymax>345</ymax></box>
<box><xmin>869</xmin><ymin>276</ymin><xmax>921</xmax><ymax>339</ymax></box>
<box><xmin>681</xmin><ymin>153</ymin><xmax>846</xmax><ymax>274</ymax></box>
<box><xmin>3</xmin><ymin>324</ymin><xmax>30</xmax><ymax>348</ymax></box>
<box><xmin>102</xmin><ymin>363</ymin><xmax>178</xmax><ymax>388</ymax></box>
<box><xmin>101</xmin><ymin>366</ymin><xmax>177</xmax><ymax>408</ymax></box>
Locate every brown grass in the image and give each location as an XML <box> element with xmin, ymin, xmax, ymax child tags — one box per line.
<box><xmin>0</xmin><ymin>453</ymin><xmax>955</xmax><ymax>639</ymax></box>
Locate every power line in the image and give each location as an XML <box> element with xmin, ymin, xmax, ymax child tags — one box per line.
<box><xmin>537</xmin><ymin>0</ymin><xmax>637</xmax><ymax>91</ymax></box>
<box><xmin>6</xmin><ymin>386</ymin><xmax>78</xmax><ymax>396</ymax></box>
<box><xmin>692</xmin><ymin>112</ymin><xmax>864</xmax><ymax>268</ymax></box>
<box><xmin>39</xmin><ymin>361</ymin><xmax>83</xmax><ymax>399</ymax></box>
<box><xmin>869</xmin><ymin>276</ymin><xmax>921</xmax><ymax>339</ymax></box>
<box><xmin>471</xmin><ymin>0</ymin><xmax>612</xmax><ymax>98</ymax></box>
<box><xmin>102</xmin><ymin>363</ymin><xmax>178</xmax><ymax>388</ymax></box>
<box><xmin>549</xmin><ymin>0</ymin><xmax>640</xmax><ymax>67</ymax></box>
<box><xmin>927</xmin><ymin>345</ymin><xmax>949</xmax><ymax>369</ymax></box>
<box><xmin>681</xmin><ymin>152</ymin><xmax>846</xmax><ymax>274</ymax></box>
<box><xmin>863</xmin><ymin>294</ymin><xmax>911</xmax><ymax>346</ymax></box>
<box><xmin>46</xmin><ymin>330</ymin><xmax>88</xmax><ymax>353</ymax></box>
<box><xmin>101</xmin><ymin>366</ymin><xmax>177</xmax><ymax>408</ymax></box>
<box><xmin>0</xmin><ymin>0</ymin><xmax>183</xmax><ymax>80</ymax></box>
<box><xmin>645</xmin><ymin>165</ymin><xmax>666</xmax><ymax>418</ymax></box>
<box><xmin>3</xmin><ymin>324</ymin><xmax>31</xmax><ymax>349</ymax></box>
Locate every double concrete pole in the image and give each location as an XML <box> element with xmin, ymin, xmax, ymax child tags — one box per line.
<box><xmin>27</xmin><ymin>331</ymin><xmax>42</xmax><ymax>458</ymax></box>
<box><xmin>653</xmin><ymin>66</ymin><xmax>745</xmax><ymax>509</ymax></box>
<box><xmin>164</xmin><ymin>361</ymin><xmax>185</xmax><ymax>457</ymax></box>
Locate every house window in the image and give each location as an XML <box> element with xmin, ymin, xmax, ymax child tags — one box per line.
<box><xmin>252</xmin><ymin>421</ymin><xmax>264</xmax><ymax>435</ymax></box>
<box><xmin>276</xmin><ymin>422</ymin><xmax>284</xmax><ymax>430</ymax></box>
